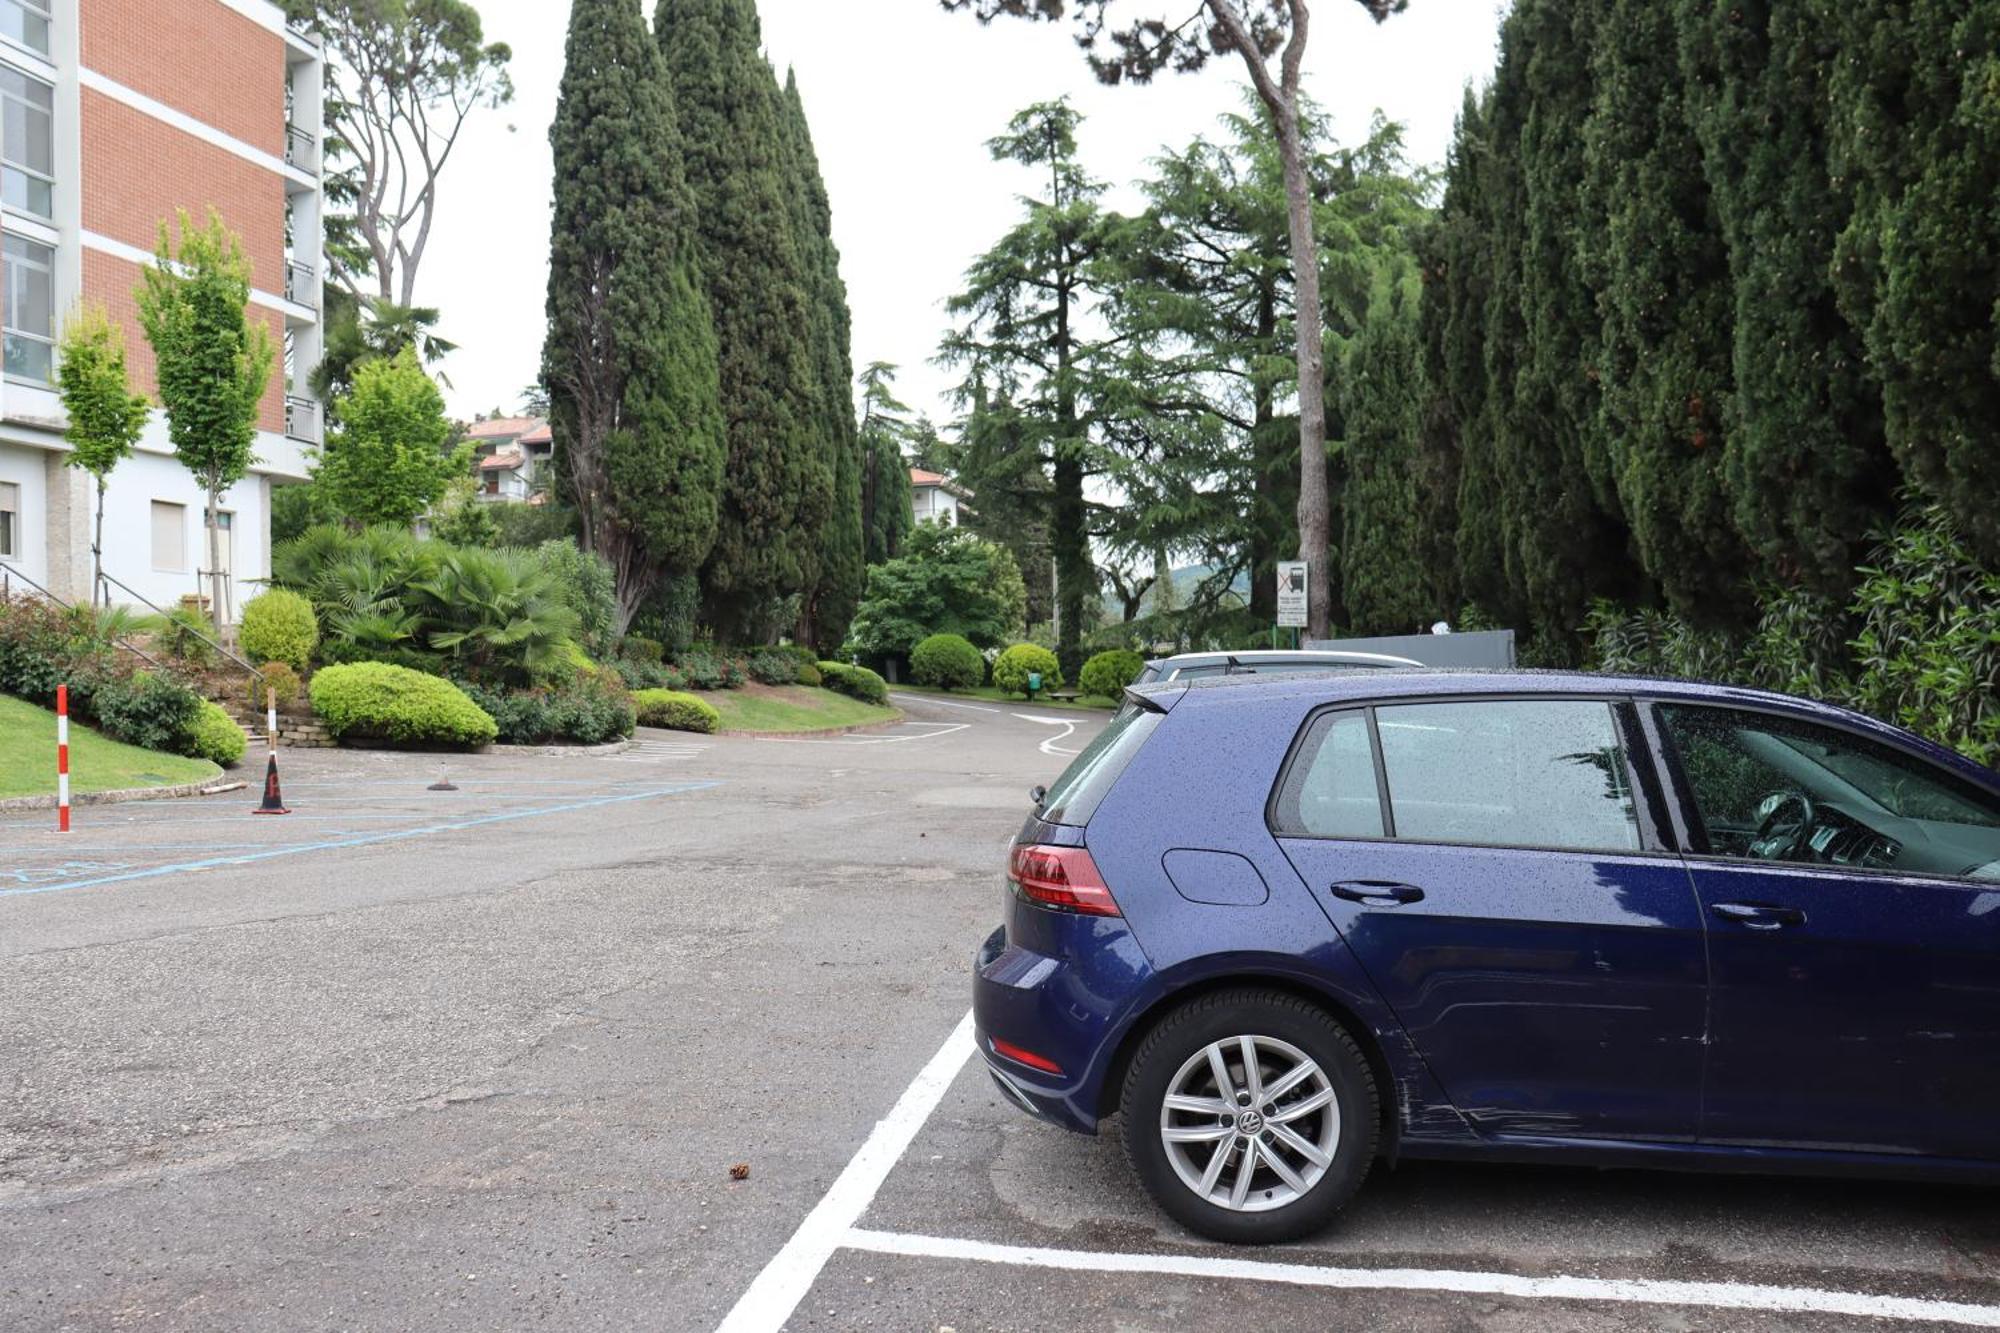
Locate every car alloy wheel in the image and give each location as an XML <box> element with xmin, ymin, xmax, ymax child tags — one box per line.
<box><xmin>1158</xmin><ymin>1034</ymin><xmax>1340</xmax><ymax>1213</ymax></box>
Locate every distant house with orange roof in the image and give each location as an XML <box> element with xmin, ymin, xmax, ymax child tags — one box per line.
<box><xmin>910</xmin><ymin>467</ymin><xmax>971</xmax><ymax>527</ymax></box>
<box><xmin>465</xmin><ymin>416</ymin><xmax>555</xmax><ymax>504</ymax></box>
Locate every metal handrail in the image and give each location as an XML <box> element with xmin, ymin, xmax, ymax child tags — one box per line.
<box><xmin>285</xmin><ymin>395</ymin><xmax>321</xmax><ymax>443</ymax></box>
<box><xmin>97</xmin><ymin>569</ymin><xmax>260</xmax><ymax>684</ymax></box>
<box><xmin>285</xmin><ymin>124</ymin><xmax>317</xmax><ymax>170</ymax></box>
<box><xmin>0</xmin><ymin>563</ymin><xmax>172</xmax><ymax>675</ymax></box>
<box><xmin>286</xmin><ymin>259</ymin><xmax>317</xmax><ymax>306</ymax></box>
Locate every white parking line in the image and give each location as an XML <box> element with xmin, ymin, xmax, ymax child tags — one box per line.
<box><xmin>714</xmin><ymin>1011</ymin><xmax>976</xmax><ymax>1333</ymax></box>
<box><xmin>838</xmin><ymin>1229</ymin><xmax>2000</xmax><ymax>1328</ymax></box>
<box><xmin>1012</xmin><ymin>713</ymin><xmax>1081</xmax><ymax>756</ymax></box>
<box><xmin>890</xmin><ymin>692</ymin><xmax>1005</xmax><ymax>714</ymax></box>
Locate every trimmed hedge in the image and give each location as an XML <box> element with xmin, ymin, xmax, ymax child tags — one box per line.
<box><xmin>633</xmin><ymin>688</ymin><xmax>721</xmax><ymax>734</ymax></box>
<box><xmin>190</xmin><ymin>699</ymin><xmax>247</xmax><ymax>767</ymax></box>
<box><xmin>796</xmin><ymin>662</ymin><xmax>823</xmax><ymax>687</ymax></box>
<box><xmin>239</xmin><ymin>588</ymin><xmax>318</xmax><ymax>673</ymax></box>
<box><xmin>910</xmin><ymin>633</ymin><xmax>984</xmax><ymax>690</ymax></box>
<box><xmin>993</xmin><ymin>643</ymin><xmax>1062</xmax><ymax>698</ymax></box>
<box><xmin>1079</xmin><ymin>649</ymin><xmax>1146</xmax><ymax>700</ymax></box>
<box><xmin>817</xmin><ymin>661</ymin><xmax>888</xmax><ymax>705</ymax></box>
<box><xmin>309</xmin><ymin>663</ymin><xmax>498</xmax><ymax>747</ymax></box>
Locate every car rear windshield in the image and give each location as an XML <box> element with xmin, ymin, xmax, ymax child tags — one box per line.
<box><xmin>1040</xmin><ymin>707</ymin><xmax>1163</xmax><ymax>826</ymax></box>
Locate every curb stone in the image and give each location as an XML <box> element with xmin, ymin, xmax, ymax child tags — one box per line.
<box><xmin>0</xmin><ymin>778</ymin><xmax>248</xmax><ymax>814</ymax></box>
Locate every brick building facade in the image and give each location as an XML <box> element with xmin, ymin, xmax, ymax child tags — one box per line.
<box><xmin>0</xmin><ymin>0</ymin><xmax>324</xmax><ymax>620</ymax></box>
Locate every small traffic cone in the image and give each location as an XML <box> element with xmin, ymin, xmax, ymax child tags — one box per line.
<box><xmin>251</xmin><ymin>751</ymin><xmax>291</xmax><ymax>815</ymax></box>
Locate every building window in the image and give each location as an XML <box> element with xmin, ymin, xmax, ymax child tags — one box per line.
<box><xmin>151</xmin><ymin>501</ymin><xmax>186</xmax><ymax>572</ymax></box>
<box><xmin>0</xmin><ymin>0</ymin><xmax>48</xmax><ymax>57</ymax></box>
<box><xmin>0</xmin><ymin>480</ymin><xmax>17</xmax><ymax>559</ymax></box>
<box><xmin>0</xmin><ymin>65</ymin><xmax>53</xmax><ymax>218</ymax></box>
<box><xmin>2</xmin><ymin>233</ymin><xmax>52</xmax><ymax>382</ymax></box>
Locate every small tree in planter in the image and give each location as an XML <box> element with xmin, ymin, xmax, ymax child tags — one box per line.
<box><xmin>56</xmin><ymin>304</ymin><xmax>150</xmax><ymax>606</ymax></box>
<box><xmin>136</xmin><ymin>210</ymin><xmax>275</xmax><ymax>636</ymax></box>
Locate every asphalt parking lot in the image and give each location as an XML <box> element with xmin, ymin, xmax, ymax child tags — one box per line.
<box><xmin>4</xmin><ymin>693</ymin><xmax>2000</xmax><ymax>1331</ymax></box>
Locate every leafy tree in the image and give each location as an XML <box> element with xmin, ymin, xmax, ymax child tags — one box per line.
<box><xmin>658</xmin><ymin>0</ymin><xmax>829</xmax><ymax>638</ymax></box>
<box><xmin>1582</xmin><ymin>0</ymin><xmax>1750</xmax><ymax>625</ymax></box>
<box><xmin>135</xmin><ymin>210</ymin><xmax>275</xmax><ymax>634</ymax></box>
<box><xmin>943</xmin><ymin>0</ymin><xmax>1409</xmax><ymax>639</ymax></box>
<box><xmin>780</xmin><ymin>69</ymin><xmax>863</xmax><ymax>651</ymax></box>
<box><xmin>844</xmin><ymin>524</ymin><xmax>1029</xmax><ymax>663</ymax></box>
<box><xmin>858</xmin><ymin>362</ymin><xmax>915</xmax><ymax>565</ymax></box>
<box><xmin>55</xmin><ymin>304</ymin><xmax>150</xmax><ymax>606</ymax></box>
<box><xmin>545</xmin><ymin>0</ymin><xmax>725</xmax><ymax>634</ymax></box>
<box><xmin>1679</xmin><ymin>0</ymin><xmax>1893</xmax><ymax>594</ymax></box>
<box><xmin>285</xmin><ymin>0</ymin><xmax>513</xmax><ymax>305</ymax></box>
<box><xmin>941</xmin><ymin>101</ymin><xmax>1113</xmax><ymax>681</ymax></box>
<box><xmin>1822</xmin><ymin>1</ymin><xmax>2000</xmax><ymax>566</ymax></box>
<box><xmin>315</xmin><ymin>347</ymin><xmax>461</xmax><ymax>527</ymax></box>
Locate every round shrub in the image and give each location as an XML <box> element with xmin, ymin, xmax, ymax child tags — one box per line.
<box><xmin>81</xmin><ymin>668</ymin><xmax>203</xmax><ymax>755</ymax></box>
<box><xmin>992</xmin><ymin>643</ymin><xmax>1062</xmax><ymax>698</ymax></box>
<box><xmin>910</xmin><ymin>633</ymin><xmax>984</xmax><ymax>690</ymax></box>
<box><xmin>239</xmin><ymin>588</ymin><xmax>319</xmax><ymax>672</ymax></box>
<box><xmin>189</xmin><ymin>699</ymin><xmax>247</xmax><ymax>767</ymax></box>
<box><xmin>621</xmin><ymin>634</ymin><xmax>665</xmax><ymax>665</ymax></box>
<box><xmin>633</xmin><ymin>688</ymin><xmax>721</xmax><ymax>734</ymax></box>
<box><xmin>817</xmin><ymin>661</ymin><xmax>889</xmax><ymax>705</ymax></box>
<box><xmin>309</xmin><ymin>663</ymin><xmax>498</xmax><ymax>747</ymax></box>
<box><xmin>1079</xmin><ymin>649</ymin><xmax>1146</xmax><ymax>700</ymax></box>
<box><xmin>796</xmin><ymin>662</ymin><xmax>823</xmax><ymax>688</ymax></box>
<box><xmin>748</xmin><ymin>647</ymin><xmax>801</xmax><ymax>686</ymax></box>
<box><xmin>244</xmin><ymin>661</ymin><xmax>303</xmax><ymax>712</ymax></box>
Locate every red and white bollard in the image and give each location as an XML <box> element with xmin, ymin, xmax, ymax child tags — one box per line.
<box><xmin>56</xmin><ymin>682</ymin><xmax>70</xmax><ymax>833</ymax></box>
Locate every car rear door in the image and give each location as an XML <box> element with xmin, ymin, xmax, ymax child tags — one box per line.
<box><xmin>1272</xmin><ymin>696</ymin><xmax>1708</xmax><ymax>1142</ymax></box>
<box><xmin>1651</xmin><ymin>701</ymin><xmax>2000</xmax><ymax>1159</ymax></box>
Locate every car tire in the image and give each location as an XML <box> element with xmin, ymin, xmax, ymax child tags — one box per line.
<box><xmin>1119</xmin><ymin>988</ymin><xmax>1378</xmax><ymax>1244</ymax></box>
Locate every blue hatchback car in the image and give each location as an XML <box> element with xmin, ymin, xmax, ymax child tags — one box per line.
<box><xmin>973</xmin><ymin>670</ymin><xmax>2000</xmax><ymax>1243</ymax></box>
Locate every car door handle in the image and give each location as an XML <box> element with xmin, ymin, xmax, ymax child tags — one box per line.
<box><xmin>1712</xmin><ymin>902</ymin><xmax>1806</xmax><ymax>930</ymax></box>
<box><xmin>1329</xmin><ymin>880</ymin><xmax>1426</xmax><ymax>906</ymax></box>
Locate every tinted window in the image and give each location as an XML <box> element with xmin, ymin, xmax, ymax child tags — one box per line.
<box><xmin>1273</xmin><ymin>711</ymin><xmax>1383</xmax><ymax>837</ymax></box>
<box><xmin>1040</xmin><ymin>707</ymin><xmax>1162</xmax><ymax>827</ymax></box>
<box><xmin>1376</xmin><ymin>700</ymin><xmax>1641</xmax><ymax>851</ymax></box>
<box><xmin>1660</xmin><ymin>705</ymin><xmax>2000</xmax><ymax>880</ymax></box>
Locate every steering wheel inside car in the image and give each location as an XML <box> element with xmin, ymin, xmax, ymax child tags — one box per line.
<box><xmin>1750</xmin><ymin>789</ymin><xmax>1817</xmax><ymax>861</ymax></box>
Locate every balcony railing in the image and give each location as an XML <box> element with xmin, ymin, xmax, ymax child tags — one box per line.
<box><xmin>285</xmin><ymin>260</ymin><xmax>317</xmax><ymax>307</ymax></box>
<box><xmin>285</xmin><ymin>125</ymin><xmax>317</xmax><ymax>171</ymax></box>
<box><xmin>285</xmin><ymin>395</ymin><xmax>321</xmax><ymax>445</ymax></box>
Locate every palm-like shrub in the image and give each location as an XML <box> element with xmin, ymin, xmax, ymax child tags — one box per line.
<box><xmin>410</xmin><ymin>548</ymin><xmax>581</xmax><ymax>686</ymax></box>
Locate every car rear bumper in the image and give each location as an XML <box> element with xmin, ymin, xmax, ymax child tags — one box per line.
<box><xmin>972</xmin><ymin>918</ymin><xmax>1152</xmax><ymax>1135</ymax></box>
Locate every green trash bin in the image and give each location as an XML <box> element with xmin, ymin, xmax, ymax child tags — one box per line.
<box><xmin>1027</xmin><ymin>670</ymin><xmax>1043</xmax><ymax>697</ymax></box>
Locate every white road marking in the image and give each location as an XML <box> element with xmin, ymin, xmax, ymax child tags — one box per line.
<box><xmin>890</xmin><ymin>692</ymin><xmax>1005</xmax><ymax>714</ymax></box>
<box><xmin>1012</xmin><ymin>713</ymin><xmax>1081</xmax><ymax>757</ymax></box>
<box><xmin>714</xmin><ymin>1011</ymin><xmax>976</xmax><ymax>1333</ymax></box>
<box><xmin>837</xmin><ymin>1230</ymin><xmax>2000</xmax><ymax>1328</ymax></box>
<box><xmin>764</xmin><ymin>721</ymin><xmax>971</xmax><ymax>747</ymax></box>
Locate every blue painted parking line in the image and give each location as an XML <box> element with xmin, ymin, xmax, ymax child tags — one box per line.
<box><xmin>0</xmin><ymin>782</ymin><xmax>721</xmax><ymax>900</ymax></box>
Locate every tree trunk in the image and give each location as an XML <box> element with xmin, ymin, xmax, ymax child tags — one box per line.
<box><xmin>1276</xmin><ymin>105</ymin><xmax>1333</xmax><ymax>641</ymax></box>
<box><xmin>92</xmin><ymin>478</ymin><xmax>106</xmax><ymax>608</ymax></box>
<box><xmin>206</xmin><ymin>483</ymin><xmax>225</xmax><ymax>637</ymax></box>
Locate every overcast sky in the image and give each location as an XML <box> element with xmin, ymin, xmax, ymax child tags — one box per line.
<box><xmin>421</xmin><ymin>0</ymin><xmax>1510</xmax><ymax>427</ymax></box>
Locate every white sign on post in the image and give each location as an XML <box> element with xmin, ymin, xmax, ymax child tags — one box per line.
<box><xmin>1276</xmin><ymin>560</ymin><xmax>1309</xmax><ymax>628</ymax></box>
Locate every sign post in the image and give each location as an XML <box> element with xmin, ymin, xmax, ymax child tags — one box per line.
<box><xmin>1276</xmin><ymin>561</ymin><xmax>1308</xmax><ymax>647</ymax></box>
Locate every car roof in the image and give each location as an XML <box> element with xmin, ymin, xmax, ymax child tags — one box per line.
<box><xmin>1155</xmin><ymin>667</ymin><xmax>1851</xmax><ymax>716</ymax></box>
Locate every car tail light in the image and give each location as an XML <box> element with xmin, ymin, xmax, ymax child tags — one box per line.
<box><xmin>1009</xmin><ymin>843</ymin><xmax>1120</xmax><ymax>917</ymax></box>
<box><xmin>990</xmin><ymin>1037</ymin><xmax>1064</xmax><ymax>1076</ymax></box>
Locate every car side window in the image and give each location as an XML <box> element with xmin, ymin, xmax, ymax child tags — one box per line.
<box><xmin>1272</xmin><ymin>711</ymin><xmax>1384</xmax><ymax>838</ymax></box>
<box><xmin>1658</xmin><ymin>704</ymin><xmax>2000</xmax><ymax>880</ymax></box>
<box><xmin>1375</xmin><ymin>700</ymin><xmax>1642</xmax><ymax>852</ymax></box>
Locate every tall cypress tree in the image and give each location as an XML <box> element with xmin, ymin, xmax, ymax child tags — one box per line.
<box><xmin>1338</xmin><ymin>288</ymin><xmax>1431</xmax><ymax>634</ymax></box>
<box><xmin>857</xmin><ymin>361</ymin><xmax>915</xmax><ymax>567</ymax></box>
<box><xmin>778</xmin><ymin>68</ymin><xmax>861</xmax><ymax>650</ymax></box>
<box><xmin>1680</xmin><ymin>0</ymin><xmax>1893</xmax><ymax>595</ymax></box>
<box><xmin>544</xmin><ymin>0</ymin><xmax>724</xmax><ymax>634</ymax></box>
<box><xmin>1583</xmin><ymin>0</ymin><xmax>1751</xmax><ymax>625</ymax></box>
<box><xmin>1824</xmin><ymin>1</ymin><xmax>2000</xmax><ymax>564</ymax></box>
<box><xmin>657</xmin><ymin>0</ymin><xmax>826</xmax><ymax>640</ymax></box>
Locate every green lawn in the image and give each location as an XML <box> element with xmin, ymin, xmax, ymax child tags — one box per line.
<box><xmin>703</xmin><ymin>684</ymin><xmax>901</xmax><ymax>734</ymax></box>
<box><xmin>892</xmin><ymin>683</ymin><xmax>1119</xmax><ymax>711</ymax></box>
<box><xmin>0</xmin><ymin>694</ymin><xmax>220</xmax><ymax>800</ymax></box>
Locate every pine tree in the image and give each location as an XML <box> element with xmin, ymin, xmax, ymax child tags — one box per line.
<box><xmin>1583</xmin><ymin>0</ymin><xmax>1751</xmax><ymax>625</ymax></box>
<box><xmin>543</xmin><ymin>0</ymin><xmax>724</xmax><ymax>634</ymax></box>
<box><xmin>779</xmin><ymin>69</ymin><xmax>861</xmax><ymax>651</ymax></box>
<box><xmin>1823</xmin><ymin>0</ymin><xmax>2000</xmax><ymax>564</ymax></box>
<box><xmin>657</xmin><ymin>0</ymin><xmax>827</xmax><ymax>639</ymax></box>
<box><xmin>857</xmin><ymin>362</ymin><xmax>914</xmax><ymax>566</ymax></box>
<box><xmin>1680</xmin><ymin>0</ymin><xmax>1894</xmax><ymax>594</ymax></box>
